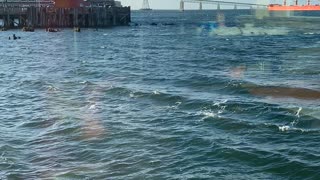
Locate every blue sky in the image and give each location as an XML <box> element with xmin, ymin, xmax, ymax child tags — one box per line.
<box><xmin>119</xmin><ymin>0</ymin><xmax>278</xmax><ymax>10</ymax></box>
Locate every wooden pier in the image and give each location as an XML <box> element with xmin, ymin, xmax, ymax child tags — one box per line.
<box><xmin>0</xmin><ymin>1</ymin><xmax>131</xmax><ymax>28</ymax></box>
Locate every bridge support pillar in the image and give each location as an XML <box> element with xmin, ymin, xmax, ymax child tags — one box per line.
<box><xmin>7</xmin><ymin>13</ymin><xmax>10</xmax><ymax>28</ymax></box>
<box><xmin>199</xmin><ymin>2</ymin><xmax>202</xmax><ymax>10</ymax></box>
<box><xmin>217</xmin><ymin>3</ymin><xmax>220</xmax><ymax>10</ymax></box>
<box><xmin>234</xmin><ymin>4</ymin><xmax>237</xmax><ymax>10</ymax></box>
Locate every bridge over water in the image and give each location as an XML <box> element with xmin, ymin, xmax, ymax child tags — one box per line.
<box><xmin>180</xmin><ymin>0</ymin><xmax>269</xmax><ymax>10</ymax></box>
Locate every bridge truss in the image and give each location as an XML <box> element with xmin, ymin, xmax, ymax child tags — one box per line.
<box><xmin>180</xmin><ymin>0</ymin><xmax>268</xmax><ymax>10</ymax></box>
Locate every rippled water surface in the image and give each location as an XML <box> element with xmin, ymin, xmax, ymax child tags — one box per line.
<box><xmin>1</xmin><ymin>10</ymin><xmax>320</xmax><ymax>179</ymax></box>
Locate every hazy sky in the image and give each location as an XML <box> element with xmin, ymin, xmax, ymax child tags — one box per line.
<box><xmin>120</xmin><ymin>0</ymin><xmax>183</xmax><ymax>10</ymax></box>
<box><xmin>119</xmin><ymin>0</ymin><xmax>277</xmax><ymax>10</ymax></box>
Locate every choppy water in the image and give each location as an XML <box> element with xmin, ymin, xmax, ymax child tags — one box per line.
<box><xmin>1</xmin><ymin>10</ymin><xmax>320</xmax><ymax>179</ymax></box>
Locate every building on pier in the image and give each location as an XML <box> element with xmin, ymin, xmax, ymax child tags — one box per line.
<box><xmin>0</xmin><ymin>0</ymin><xmax>130</xmax><ymax>28</ymax></box>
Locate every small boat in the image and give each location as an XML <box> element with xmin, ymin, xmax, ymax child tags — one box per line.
<box><xmin>1</xmin><ymin>27</ymin><xmax>7</xmax><ymax>31</ymax></box>
<box><xmin>198</xmin><ymin>21</ymin><xmax>219</xmax><ymax>30</ymax></box>
<box><xmin>198</xmin><ymin>13</ymin><xmax>225</xmax><ymax>30</ymax></box>
<box><xmin>46</xmin><ymin>28</ymin><xmax>60</xmax><ymax>32</ymax></box>
<box><xmin>74</xmin><ymin>27</ymin><xmax>81</xmax><ymax>32</ymax></box>
<box><xmin>268</xmin><ymin>0</ymin><xmax>320</xmax><ymax>11</ymax></box>
<box><xmin>22</xmin><ymin>26</ymin><xmax>35</xmax><ymax>32</ymax></box>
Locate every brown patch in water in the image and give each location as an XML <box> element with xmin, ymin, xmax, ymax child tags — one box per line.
<box><xmin>249</xmin><ymin>86</ymin><xmax>320</xmax><ymax>100</ymax></box>
<box><xmin>82</xmin><ymin>117</ymin><xmax>106</xmax><ymax>140</ymax></box>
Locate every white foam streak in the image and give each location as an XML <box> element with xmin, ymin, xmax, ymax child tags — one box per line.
<box><xmin>279</xmin><ymin>125</ymin><xmax>290</xmax><ymax>132</ymax></box>
<box><xmin>153</xmin><ymin>90</ymin><xmax>160</xmax><ymax>95</ymax></box>
<box><xmin>88</xmin><ymin>104</ymin><xmax>96</xmax><ymax>110</ymax></box>
<box><xmin>202</xmin><ymin>112</ymin><xmax>218</xmax><ymax>118</ymax></box>
<box><xmin>296</xmin><ymin>107</ymin><xmax>302</xmax><ymax>118</ymax></box>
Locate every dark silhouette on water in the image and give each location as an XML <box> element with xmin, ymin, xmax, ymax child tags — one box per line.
<box><xmin>74</xmin><ymin>27</ymin><xmax>81</xmax><ymax>32</ymax></box>
<box><xmin>9</xmin><ymin>34</ymin><xmax>21</xmax><ymax>40</ymax></box>
<box><xmin>46</xmin><ymin>28</ymin><xmax>60</xmax><ymax>32</ymax></box>
<box><xmin>22</xmin><ymin>26</ymin><xmax>34</xmax><ymax>32</ymax></box>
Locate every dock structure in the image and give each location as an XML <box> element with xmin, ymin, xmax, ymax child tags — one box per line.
<box><xmin>0</xmin><ymin>0</ymin><xmax>131</xmax><ymax>28</ymax></box>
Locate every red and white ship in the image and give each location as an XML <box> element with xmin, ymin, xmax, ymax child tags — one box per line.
<box><xmin>268</xmin><ymin>0</ymin><xmax>320</xmax><ymax>11</ymax></box>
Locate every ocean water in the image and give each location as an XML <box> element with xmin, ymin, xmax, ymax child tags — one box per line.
<box><xmin>0</xmin><ymin>10</ymin><xmax>320</xmax><ymax>179</ymax></box>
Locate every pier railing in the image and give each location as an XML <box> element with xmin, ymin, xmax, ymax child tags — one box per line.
<box><xmin>0</xmin><ymin>0</ymin><xmax>54</xmax><ymax>7</ymax></box>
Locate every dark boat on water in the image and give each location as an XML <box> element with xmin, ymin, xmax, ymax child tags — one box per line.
<box><xmin>22</xmin><ymin>26</ymin><xmax>34</xmax><ymax>32</ymax></box>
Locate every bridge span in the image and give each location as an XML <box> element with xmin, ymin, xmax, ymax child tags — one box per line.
<box><xmin>180</xmin><ymin>0</ymin><xmax>268</xmax><ymax>11</ymax></box>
